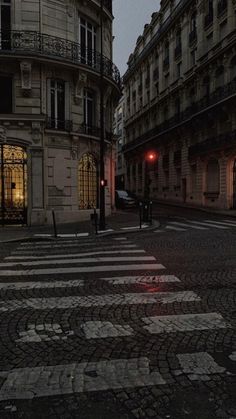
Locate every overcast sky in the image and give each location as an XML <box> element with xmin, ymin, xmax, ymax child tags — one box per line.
<box><xmin>113</xmin><ymin>0</ymin><xmax>161</xmax><ymax>76</ymax></box>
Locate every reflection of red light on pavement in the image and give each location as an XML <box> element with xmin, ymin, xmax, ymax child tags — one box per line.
<box><xmin>137</xmin><ymin>283</ymin><xmax>160</xmax><ymax>293</ymax></box>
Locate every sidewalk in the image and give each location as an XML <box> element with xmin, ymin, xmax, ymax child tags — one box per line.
<box><xmin>0</xmin><ymin>210</ymin><xmax>159</xmax><ymax>243</ymax></box>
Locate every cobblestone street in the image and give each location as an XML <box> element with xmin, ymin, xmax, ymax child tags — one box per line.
<box><xmin>0</xmin><ymin>212</ymin><xmax>235</xmax><ymax>419</ymax></box>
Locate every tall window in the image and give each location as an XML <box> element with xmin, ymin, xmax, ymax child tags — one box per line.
<box><xmin>49</xmin><ymin>80</ymin><xmax>66</xmax><ymax>130</ymax></box>
<box><xmin>78</xmin><ymin>154</ymin><xmax>98</xmax><ymax>209</ymax></box>
<box><xmin>0</xmin><ymin>0</ymin><xmax>11</xmax><ymax>50</ymax></box>
<box><xmin>207</xmin><ymin>159</ymin><xmax>220</xmax><ymax>193</ymax></box>
<box><xmin>0</xmin><ymin>75</ymin><xmax>12</xmax><ymax>113</ymax></box>
<box><xmin>84</xmin><ymin>89</ymin><xmax>95</xmax><ymax>129</ymax></box>
<box><xmin>79</xmin><ymin>17</ymin><xmax>97</xmax><ymax>65</ymax></box>
<box><xmin>190</xmin><ymin>11</ymin><xmax>197</xmax><ymax>32</ymax></box>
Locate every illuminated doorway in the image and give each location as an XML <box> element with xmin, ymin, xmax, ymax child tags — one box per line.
<box><xmin>78</xmin><ymin>153</ymin><xmax>98</xmax><ymax>209</ymax></box>
<box><xmin>0</xmin><ymin>144</ymin><xmax>27</xmax><ymax>224</ymax></box>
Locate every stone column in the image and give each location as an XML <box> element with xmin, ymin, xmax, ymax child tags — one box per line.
<box><xmin>30</xmin><ymin>148</ymin><xmax>45</xmax><ymax>225</ymax></box>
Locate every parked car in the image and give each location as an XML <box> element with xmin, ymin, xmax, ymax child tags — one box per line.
<box><xmin>115</xmin><ymin>190</ymin><xmax>137</xmax><ymax>209</ymax></box>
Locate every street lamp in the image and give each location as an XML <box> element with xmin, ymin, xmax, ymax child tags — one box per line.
<box><xmin>99</xmin><ymin>0</ymin><xmax>106</xmax><ymax>230</ymax></box>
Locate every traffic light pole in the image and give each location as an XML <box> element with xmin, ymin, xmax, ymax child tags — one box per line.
<box><xmin>99</xmin><ymin>0</ymin><xmax>105</xmax><ymax>230</ymax></box>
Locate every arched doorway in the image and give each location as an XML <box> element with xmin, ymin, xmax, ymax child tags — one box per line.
<box><xmin>0</xmin><ymin>144</ymin><xmax>27</xmax><ymax>224</ymax></box>
<box><xmin>78</xmin><ymin>153</ymin><xmax>98</xmax><ymax>209</ymax></box>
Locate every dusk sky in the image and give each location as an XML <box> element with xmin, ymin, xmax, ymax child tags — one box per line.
<box><xmin>113</xmin><ymin>0</ymin><xmax>161</xmax><ymax>76</ymax></box>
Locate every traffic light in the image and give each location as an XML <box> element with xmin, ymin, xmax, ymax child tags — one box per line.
<box><xmin>146</xmin><ymin>151</ymin><xmax>158</xmax><ymax>162</ymax></box>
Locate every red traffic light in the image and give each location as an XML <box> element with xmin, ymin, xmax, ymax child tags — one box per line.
<box><xmin>146</xmin><ymin>151</ymin><xmax>158</xmax><ymax>162</ymax></box>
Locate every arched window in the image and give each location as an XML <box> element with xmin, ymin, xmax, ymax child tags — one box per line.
<box><xmin>230</xmin><ymin>56</ymin><xmax>236</xmax><ymax>81</ymax></box>
<box><xmin>215</xmin><ymin>66</ymin><xmax>224</xmax><ymax>90</ymax></box>
<box><xmin>207</xmin><ymin>159</ymin><xmax>220</xmax><ymax>193</ymax></box>
<box><xmin>78</xmin><ymin>153</ymin><xmax>98</xmax><ymax>209</ymax></box>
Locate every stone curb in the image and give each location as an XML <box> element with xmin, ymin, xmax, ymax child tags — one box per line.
<box><xmin>0</xmin><ymin>220</ymin><xmax>160</xmax><ymax>243</ymax></box>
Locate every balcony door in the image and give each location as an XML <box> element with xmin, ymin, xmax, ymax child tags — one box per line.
<box><xmin>0</xmin><ymin>0</ymin><xmax>11</xmax><ymax>50</ymax></box>
<box><xmin>78</xmin><ymin>16</ymin><xmax>97</xmax><ymax>66</ymax></box>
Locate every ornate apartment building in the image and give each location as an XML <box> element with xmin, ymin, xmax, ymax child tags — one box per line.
<box><xmin>0</xmin><ymin>0</ymin><xmax>120</xmax><ymax>225</ymax></box>
<box><xmin>113</xmin><ymin>96</ymin><xmax>125</xmax><ymax>189</ymax></box>
<box><xmin>123</xmin><ymin>0</ymin><xmax>236</xmax><ymax>210</ymax></box>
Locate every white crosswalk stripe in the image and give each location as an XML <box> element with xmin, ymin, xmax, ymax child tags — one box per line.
<box><xmin>0</xmin><ymin>238</ymin><xmax>233</xmax><ymax>405</ymax></box>
<box><xmin>155</xmin><ymin>218</ymin><xmax>236</xmax><ymax>234</ymax></box>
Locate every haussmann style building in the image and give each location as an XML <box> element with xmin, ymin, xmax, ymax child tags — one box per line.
<box><xmin>0</xmin><ymin>0</ymin><xmax>121</xmax><ymax>225</ymax></box>
<box><xmin>122</xmin><ymin>0</ymin><xmax>236</xmax><ymax>211</ymax></box>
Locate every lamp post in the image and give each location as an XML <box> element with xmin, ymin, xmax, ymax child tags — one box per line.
<box><xmin>144</xmin><ymin>151</ymin><xmax>158</xmax><ymax>201</ymax></box>
<box><xmin>99</xmin><ymin>0</ymin><xmax>105</xmax><ymax>230</ymax></box>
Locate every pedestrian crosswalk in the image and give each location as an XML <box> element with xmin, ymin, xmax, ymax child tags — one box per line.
<box><xmin>0</xmin><ymin>236</ymin><xmax>234</xmax><ymax>417</ymax></box>
<box><xmin>155</xmin><ymin>218</ymin><xmax>236</xmax><ymax>234</ymax></box>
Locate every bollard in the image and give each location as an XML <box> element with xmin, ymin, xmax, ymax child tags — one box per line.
<box><xmin>139</xmin><ymin>202</ymin><xmax>142</xmax><ymax>229</ymax></box>
<box><xmin>90</xmin><ymin>209</ymin><xmax>98</xmax><ymax>235</ymax></box>
<box><xmin>150</xmin><ymin>201</ymin><xmax>153</xmax><ymax>225</ymax></box>
<box><xmin>52</xmin><ymin>209</ymin><xmax>57</xmax><ymax>238</ymax></box>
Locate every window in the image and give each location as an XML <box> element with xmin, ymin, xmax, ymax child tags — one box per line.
<box><xmin>215</xmin><ymin>66</ymin><xmax>224</xmax><ymax>89</ymax></box>
<box><xmin>78</xmin><ymin>16</ymin><xmax>97</xmax><ymax>65</ymax></box>
<box><xmin>230</xmin><ymin>56</ymin><xmax>236</xmax><ymax>81</ymax></box>
<box><xmin>190</xmin><ymin>164</ymin><xmax>197</xmax><ymax>192</ymax></box>
<box><xmin>84</xmin><ymin>89</ymin><xmax>95</xmax><ymax>128</ymax></box>
<box><xmin>0</xmin><ymin>75</ymin><xmax>12</xmax><ymax>113</ymax></box>
<box><xmin>190</xmin><ymin>49</ymin><xmax>196</xmax><ymax>66</ymax></box>
<box><xmin>47</xmin><ymin>80</ymin><xmax>67</xmax><ymax>130</ymax></box>
<box><xmin>175</xmin><ymin>98</ymin><xmax>181</xmax><ymax>116</ymax></box>
<box><xmin>0</xmin><ymin>0</ymin><xmax>11</xmax><ymax>50</ymax></box>
<box><xmin>206</xmin><ymin>159</ymin><xmax>220</xmax><ymax>193</ymax></box>
<box><xmin>190</xmin><ymin>11</ymin><xmax>197</xmax><ymax>32</ymax></box>
<box><xmin>176</xmin><ymin>62</ymin><xmax>182</xmax><ymax>78</ymax></box>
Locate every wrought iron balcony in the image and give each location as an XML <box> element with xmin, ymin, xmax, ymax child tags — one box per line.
<box><xmin>189</xmin><ymin>28</ymin><xmax>197</xmax><ymax>45</ymax></box>
<box><xmin>188</xmin><ymin>129</ymin><xmax>236</xmax><ymax>158</ymax></box>
<box><xmin>217</xmin><ymin>0</ymin><xmax>227</xmax><ymax>17</ymax></box>
<box><xmin>46</xmin><ymin>118</ymin><xmax>113</xmax><ymax>141</ymax></box>
<box><xmin>123</xmin><ymin>79</ymin><xmax>236</xmax><ymax>154</ymax></box>
<box><xmin>0</xmin><ymin>31</ymin><xmax>121</xmax><ymax>89</ymax></box>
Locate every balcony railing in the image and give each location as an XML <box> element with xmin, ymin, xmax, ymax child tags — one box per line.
<box><xmin>0</xmin><ymin>30</ymin><xmax>121</xmax><ymax>89</ymax></box>
<box><xmin>123</xmin><ymin>79</ymin><xmax>236</xmax><ymax>153</ymax></box>
<box><xmin>189</xmin><ymin>28</ymin><xmax>197</xmax><ymax>45</ymax></box>
<box><xmin>189</xmin><ymin>129</ymin><xmax>236</xmax><ymax>158</ymax></box>
<box><xmin>46</xmin><ymin>118</ymin><xmax>113</xmax><ymax>141</ymax></box>
<box><xmin>217</xmin><ymin>0</ymin><xmax>227</xmax><ymax>17</ymax></box>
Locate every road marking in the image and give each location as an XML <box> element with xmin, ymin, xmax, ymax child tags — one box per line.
<box><xmin>5</xmin><ymin>249</ymin><xmax>146</xmax><ymax>261</ymax></box>
<box><xmin>0</xmin><ymin>291</ymin><xmax>200</xmax><ymax>311</ymax></box>
<box><xmin>168</xmin><ymin>222</ymin><xmax>208</xmax><ymax>230</ymax></box>
<box><xmin>176</xmin><ymin>352</ymin><xmax>226</xmax><ymax>381</ymax></box>
<box><xmin>0</xmin><ymin>279</ymin><xmax>84</xmax><ymax>290</ymax></box>
<box><xmin>188</xmin><ymin>220</ymin><xmax>229</xmax><ymax>229</ymax></box>
<box><xmin>34</xmin><ymin>233</ymin><xmax>89</xmax><ymax>238</ymax></box>
<box><xmin>142</xmin><ymin>313</ymin><xmax>232</xmax><ymax>334</ymax></box>
<box><xmin>0</xmin><ymin>358</ymin><xmax>166</xmax><ymax>401</ymax></box>
<box><xmin>81</xmin><ymin>321</ymin><xmax>134</xmax><ymax>339</ymax></box>
<box><xmin>113</xmin><ymin>237</ymin><xmax>128</xmax><ymax>240</ymax></box>
<box><xmin>204</xmin><ymin>219</ymin><xmax>236</xmax><ymax>227</ymax></box>
<box><xmin>16</xmin><ymin>243</ymin><xmax>137</xmax><ymax>251</ymax></box>
<box><xmin>0</xmin><ymin>256</ymin><xmax>156</xmax><ymax>268</ymax></box>
<box><xmin>20</xmin><ymin>238</ymin><xmax>94</xmax><ymax>246</ymax></box>
<box><xmin>222</xmin><ymin>219</ymin><xmax>236</xmax><ymax>225</ymax></box>
<box><xmin>15</xmin><ymin>323</ymin><xmax>74</xmax><ymax>343</ymax></box>
<box><xmin>0</xmin><ymin>264</ymin><xmax>165</xmax><ymax>277</ymax></box>
<box><xmin>165</xmin><ymin>225</ymin><xmax>186</xmax><ymax>231</ymax></box>
<box><xmin>100</xmin><ymin>275</ymin><xmax>180</xmax><ymax>285</ymax></box>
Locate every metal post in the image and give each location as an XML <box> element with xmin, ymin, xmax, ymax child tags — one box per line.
<box><xmin>52</xmin><ymin>209</ymin><xmax>57</xmax><ymax>238</ymax></box>
<box><xmin>94</xmin><ymin>208</ymin><xmax>98</xmax><ymax>235</ymax></box>
<box><xmin>1</xmin><ymin>144</ymin><xmax>4</xmax><ymax>226</ymax></box>
<box><xmin>139</xmin><ymin>202</ymin><xmax>142</xmax><ymax>229</ymax></box>
<box><xmin>99</xmin><ymin>0</ymin><xmax>105</xmax><ymax>231</ymax></box>
<box><xmin>150</xmin><ymin>201</ymin><xmax>153</xmax><ymax>225</ymax></box>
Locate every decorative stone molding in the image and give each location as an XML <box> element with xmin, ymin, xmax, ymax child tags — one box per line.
<box><xmin>74</xmin><ymin>72</ymin><xmax>87</xmax><ymax>105</ymax></box>
<box><xmin>0</xmin><ymin>126</ymin><xmax>7</xmax><ymax>143</ymax></box>
<box><xmin>20</xmin><ymin>61</ymin><xmax>32</xmax><ymax>90</ymax></box>
<box><xmin>32</xmin><ymin>122</ymin><xmax>42</xmax><ymax>144</ymax></box>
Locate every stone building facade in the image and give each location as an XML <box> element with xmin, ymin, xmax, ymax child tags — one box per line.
<box><xmin>113</xmin><ymin>96</ymin><xmax>125</xmax><ymax>189</ymax></box>
<box><xmin>123</xmin><ymin>0</ymin><xmax>236</xmax><ymax>211</ymax></box>
<box><xmin>0</xmin><ymin>0</ymin><xmax>120</xmax><ymax>225</ymax></box>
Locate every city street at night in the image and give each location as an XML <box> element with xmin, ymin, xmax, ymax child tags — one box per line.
<box><xmin>0</xmin><ymin>206</ymin><xmax>235</xmax><ymax>419</ymax></box>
